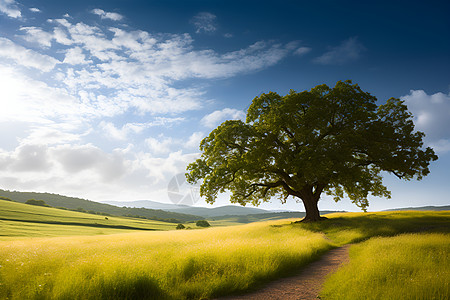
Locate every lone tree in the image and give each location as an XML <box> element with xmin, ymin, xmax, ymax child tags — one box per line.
<box><xmin>186</xmin><ymin>81</ymin><xmax>437</xmax><ymax>222</ymax></box>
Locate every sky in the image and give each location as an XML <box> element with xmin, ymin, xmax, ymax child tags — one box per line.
<box><xmin>0</xmin><ymin>0</ymin><xmax>449</xmax><ymax>212</ymax></box>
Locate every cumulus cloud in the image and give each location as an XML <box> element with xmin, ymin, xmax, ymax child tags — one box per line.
<box><xmin>52</xmin><ymin>144</ymin><xmax>126</xmax><ymax>179</ymax></box>
<box><xmin>201</xmin><ymin>108</ymin><xmax>246</xmax><ymax>128</ymax></box>
<box><xmin>146</xmin><ymin>136</ymin><xmax>175</xmax><ymax>155</ymax></box>
<box><xmin>0</xmin><ymin>0</ymin><xmax>21</xmax><ymax>18</ymax></box>
<box><xmin>63</xmin><ymin>47</ymin><xmax>90</xmax><ymax>64</ymax></box>
<box><xmin>9</xmin><ymin>144</ymin><xmax>53</xmax><ymax>172</ymax></box>
<box><xmin>0</xmin><ymin>6</ymin><xmax>300</xmax><ymax>202</ymax></box>
<box><xmin>91</xmin><ymin>8</ymin><xmax>123</xmax><ymax>21</ymax></box>
<box><xmin>185</xmin><ymin>131</ymin><xmax>205</xmax><ymax>149</ymax></box>
<box><xmin>19</xmin><ymin>27</ymin><xmax>54</xmax><ymax>47</ymax></box>
<box><xmin>314</xmin><ymin>37</ymin><xmax>365</xmax><ymax>65</ymax></box>
<box><xmin>191</xmin><ymin>12</ymin><xmax>217</xmax><ymax>33</ymax></box>
<box><xmin>0</xmin><ymin>66</ymin><xmax>81</xmax><ymax>124</ymax></box>
<box><xmin>402</xmin><ymin>90</ymin><xmax>450</xmax><ymax>153</ymax></box>
<box><xmin>0</xmin><ymin>37</ymin><xmax>59</xmax><ymax>71</ymax></box>
<box><xmin>29</xmin><ymin>7</ymin><xmax>40</xmax><ymax>13</ymax></box>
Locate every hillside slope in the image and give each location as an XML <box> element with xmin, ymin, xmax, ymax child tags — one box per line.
<box><xmin>103</xmin><ymin>200</ymin><xmax>270</xmax><ymax>217</ymax></box>
<box><xmin>0</xmin><ymin>199</ymin><xmax>177</xmax><ymax>238</ymax></box>
<box><xmin>0</xmin><ymin>189</ymin><xmax>202</xmax><ymax>222</ymax></box>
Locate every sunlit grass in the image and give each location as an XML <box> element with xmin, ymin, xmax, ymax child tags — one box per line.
<box><xmin>1</xmin><ymin>207</ymin><xmax>449</xmax><ymax>299</ymax></box>
<box><xmin>298</xmin><ymin>210</ymin><xmax>450</xmax><ymax>245</ymax></box>
<box><xmin>0</xmin><ymin>200</ymin><xmax>178</xmax><ymax>240</ymax></box>
<box><xmin>320</xmin><ymin>233</ymin><xmax>450</xmax><ymax>300</ymax></box>
<box><xmin>0</xmin><ymin>220</ymin><xmax>332</xmax><ymax>299</ymax></box>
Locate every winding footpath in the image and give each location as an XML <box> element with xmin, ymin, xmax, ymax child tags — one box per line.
<box><xmin>220</xmin><ymin>245</ymin><xmax>351</xmax><ymax>300</ymax></box>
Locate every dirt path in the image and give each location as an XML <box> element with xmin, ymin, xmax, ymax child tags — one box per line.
<box><xmin>219</xmin><ymin>245</ymin><xmax>351</xmax><ymax>300</ymax></box>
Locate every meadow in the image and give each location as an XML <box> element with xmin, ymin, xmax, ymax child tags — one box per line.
<box><xmin>0</xmin><ymin>203</ymin><xmax>449</xmax><ymax>299</ymax></box>
<box><xmin>0</xmin><ymin>200</ymin><xmax>177</xmax><ymax>239</ymax></box>
<box><xmin>320</xmin><ymin>233</ymin><xmax>450</xmax><ymax>299</ymax></box>
<box><xmin>0</xmin><ymin>220</ymin><xmax>332</xmax><ymax>299</ymax></box>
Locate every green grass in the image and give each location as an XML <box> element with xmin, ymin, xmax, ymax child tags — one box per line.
<box><xmin>298</xmin><ymin>210</ymin><xmax>450</xmax><ymax>245</ymax></box>
<box><xmin>1</xmin><ymin>207</ymin><xmax>449</xmax><ymax>299</ymax></box>
<box><xmin>0</xmin><ymin>200</ymin><xmax>178</xmax><ymax>239</ymax></box>
<box><xmin>0</xmin><ymin>220</ymin><xmax>332</xmax><ymax>300</ymax></box>
<box><xmin>319</xmin><ymin>233</ymin><xmax>450</xmax><ymax>300</ymax></box>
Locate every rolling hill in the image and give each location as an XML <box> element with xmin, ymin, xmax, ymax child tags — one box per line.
<box><xmin>103</xmin><ymin>200</ymin><xmax>270</xmax><ymax>217</ymax></box>
<box><xmin>0</xmin><ymin>189</ymin><xmax>202</xmax><ymax>222</ymax></box>
<box><xmin>0</xmin><ymin>198</ymin><xmax>178</xmax><ymax>239</ymax></box>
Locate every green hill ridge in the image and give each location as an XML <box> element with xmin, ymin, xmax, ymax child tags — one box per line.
<box><xmin>0</xmin><ymin>189</ymin><xmax>202</xmax><ymax>223</ymax></box>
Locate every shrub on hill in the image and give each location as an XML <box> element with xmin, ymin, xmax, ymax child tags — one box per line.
<box><xmin>176</xmin><ymin>223</ymin><xmax>185</xmax><ymax>230</ymax></box>
<box><xmin>196</xmin><ymin>220</ymin><xmax>211</xmax><ymax>227</ymax></box>
<box><xmin>25</xmin><ymin>199</ymin><xmax>49</xmax><ymax>207</ymax></box>
<box><xmin>0</xmin><ymin>196</ymin><xmax>12</xmax><ymax>201</ymax></box>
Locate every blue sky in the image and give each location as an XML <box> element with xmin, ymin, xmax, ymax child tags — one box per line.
<box><xmin>0</xmin><ymin>0</ymin><xmax>449</xmax><ymax>212</ymax></box>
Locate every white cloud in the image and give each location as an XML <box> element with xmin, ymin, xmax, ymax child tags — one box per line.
<box><xmin>0</xmin><ymin>38</ymin><xmax>59</xmax><ymax>71</ymax></box>
<box><xmin>100</xmin><ymin>118</ymin><xmax>185</xmax><ymax>141</ymax></box>
<box><xmin>91</xmin><ymin>8</ymin><xmax>123</xmax><ymax>21</ymax></box>
<box><xmin>138</xmin><ymin>150</ymin><xmax>198</xmax><ymax>182</ymax></box>
<box><xmin>201</xmin><ymin>108</ymin><xmax>246</xmax><ymax>128</ymax></box>
<box><xmin>9</xmin><ymin>144</ymin><xmax>53</xmax><ymax>172</ymax></box>
<box><xmin>0</xmin><ymin>65</ymin><xmax>79</xmax><ymax>123</ymax></box>
<box><xmin>402</xmin><ymin>90</ymin><xmax>450</xmax><ymax>153</ymax></box>
<box><xmin>294</xmin><ymin>47</ymin><xmax>311</xmax><ymax>56</ymax></box>
<box><xmin>146</xmin><ymin>136</ymin><xmax>175</xmax><ymax>155</ymax></box>
<box><xmin>19</xmin><ymin>27</ymin><xmax>54</xmax><ymax>47</ymax></box>
<box><xmin>0</xmin><ymin>7</ymin><xmax>302</xmax><ymax>202</ymax></box>
<box><xmin>20</xmin><ymin>125</ymin><xmax>84</xmax><ymax>145</ymax></box>
<box><xmin>63</xmin><ymin>47</ymin><xmax>90</xmax><ymax>65</ymax></box>
<box><xmin>29</xmin><ymin>7</ymin><xmax>40</xmax><ymax>13</ymax></box>
<box><xmin>314</xmin><ymin>37</ymin><xmax>365</xmax><ymax>65</ymax></box>
<box><xmin>53</xmin><ymin>27</ymin><xmax>73</xmax><ymax>45</ymax></box>
<box><xmin>185</xmin><ymin>131</ymin><xmax>205</xmax><ymax>149</ymax></box>
<box><xmin>0</xmin><ymin>0</ymin><xmax>21</xmax><ymax>18</ymax></box>
<box><xmin>52</xmin><ymin>144</ymin><xmax>127</xmax><ymax>181</ymax></box>
<box><xmin>191</xmin><ymin>12</ymin><xmax>217</xmax><ymax>34</ymax></box>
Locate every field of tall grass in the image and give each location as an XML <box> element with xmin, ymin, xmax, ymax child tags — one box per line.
<box><xmin>0</xmin><ymin>220</ymin><xmax>332</xmax><ymax>299</ymax></box>
<box><xmin>1</xmin><ymin>210</ymin><xmax>449</xmax><ymax>299</ymax></box>
<box><xmin>300</xmin><ymin>210</ymin><xmax>450</xmax><ymax>245</ymax></box>
<box><xmin>320</xmin><ymin>233</ymin><xmax>450</xmax><ymax>299</ymax></box>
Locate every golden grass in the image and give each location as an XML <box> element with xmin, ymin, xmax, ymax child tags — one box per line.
<box><xmin>320</xmin><ymin>233</ymin><xmax>450</xmax><ymax>300</ymax></box>
<box><xmin>299</xmin><ymin>210</ymin><xmax>450</xmax><ymax>245</ymax></box>
<box><xmin>0</xmin><ymin>220</ymin><xmax>332</xmax><ymax>299</ymax></box>
<box><xmin>1</xmin><ymin>205</ymin><xmax>449</xmax><ymax>299</ymax></box>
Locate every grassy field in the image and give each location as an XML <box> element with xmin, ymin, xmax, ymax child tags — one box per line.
<box><xmin>0</xmin><ymin>208</ymin><xmax>449</xmax><ymax>299</ymax></box>
<box><xmin>299</xmin><ymin>210</ymin><xmax>450</xmax><ymax>245</ymax></box>
<box><xmin>0</xmin><ymin>199</ymin><xmax>178</xmax><ymax>239</ymax></box>
<box><xmin>0</xmin><ymin>220</ymin><xmax>332</xmax><ymax>299</ymax></box>
<box><xmin>320</xmin><ymin>233</ymin><xmax>450</xmax><ymax>299</ymax></box>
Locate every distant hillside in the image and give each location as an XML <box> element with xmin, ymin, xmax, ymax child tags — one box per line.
<box><xmin>103</xmin><ymin>200</ymin><xmax>188</xmax><ymax>211</ymax></box>
<box><xmin>384</xmin><ymin>205</ymin><xmax>450</xmax><ymax>211</ymax></box>
<box><xmin>0</xmin><ymin>189</ymin><xmax>202</xmax><ymax>222</ymax></box>
<box><xmin>102</xmin><ymin>200</ymin><xmax>271</xmax><ymax>217</ymax></box>
<box><xmin>0</xmin><ymin>198</ymin><xmax>178</xmax><ymax>237</ymax></box>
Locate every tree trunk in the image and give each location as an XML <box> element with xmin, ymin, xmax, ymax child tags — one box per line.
<box><xmin>299</xmin><ymin>194</ymin><xmax>326</xmax><ymax>222</ymax></box>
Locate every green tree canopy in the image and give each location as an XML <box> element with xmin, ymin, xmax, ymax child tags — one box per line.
<box><xmin>186</xmin><ymin>81</ymin><xmax>438</xmax><ymax>221</ymax></box>
<box><xmin>196</xmin><ymin>220</ymin><xmax>211</xmax><ymax>227</ymax></box>
<box><xmin>25</xmin><ymin>199</ymin><xmax>49</xmax><ymax>207</ymax></box>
